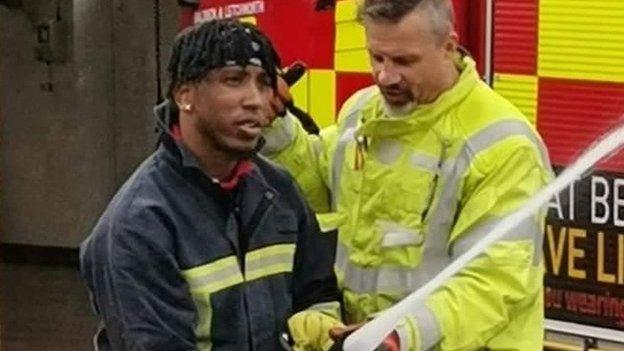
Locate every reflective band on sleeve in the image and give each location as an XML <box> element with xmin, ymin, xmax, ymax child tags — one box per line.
<box><xmin>411</xmin><ymin>304</ymin><xmax>441</xmax><ymax>350</ymax></box>
<box><xmin>335</xmin><ymin>119</ymin><xmax>551</xmax><ymax>295</ymax></box>
<box><xmin>451</xmin><ymin>216</ymin><xmax>544</xmax><ymax>265</ymax></box>
<box><xmin>395</xmin><ymin>305</ymin><xmax>441</xmax><ymax>351</ymax></box>
<box><xmin>422</xmin><ymin>119</ymin><xmax>550</xmax><ymax>276</ymax></box>
<box><xmin>395</xmin><ymin>317</ymin><xmax>414</xmax><ymax>351</ymax></box>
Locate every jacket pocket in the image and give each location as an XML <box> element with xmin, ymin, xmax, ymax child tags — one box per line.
<box><xmin>382</xmin><ymin>166</ymin><xmax>437</xmax><ymax>219</ymax></box>
<box><xmin>275</xmin><ymin>210</ymin><xmax>298</xmax><ymax>238</ymax></box>
<box><xmin>376</xmin><ymin>220</ymin><xmax>425</xmax><ymax>248</ymax></box>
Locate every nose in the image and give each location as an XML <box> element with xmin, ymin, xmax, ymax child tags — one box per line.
<box><xmin>242</xmin><ymin>83</ymin><xmax>263</xmax><ymax>111</ymax></box>
<box><xmin>376</xmin><ymin>63</ymin><xmax>401</xmax><ymax>86</ymax></box>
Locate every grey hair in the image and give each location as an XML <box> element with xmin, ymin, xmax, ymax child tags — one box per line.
<box><xmin>357</xmin><ymin>0</ymin><xmax>454</xmax><ymax>43</ymax></box>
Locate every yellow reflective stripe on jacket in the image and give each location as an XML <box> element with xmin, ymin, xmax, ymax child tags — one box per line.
<box><xmin>183</xmin><ymin>244</ymin><xmax>296</xmax><ymax>351</ymax></box>
<box><xmin>183</xmin><ymin>255</ymin><xmax>244</xmax><ymax>295</ymax></box>
<box><xmin>183</xmin><ymin>243</ymin><xmax>296</xmax><ymax>294</ymax></box>
<box><xmin>183</xmin><ymin>257</ymin><xmax>239</xmax><ymax>351</ymax></box>
<box><xmin>194</xmin><ymin>296</ymin><xmax>214</xmax><ymax>351</ymax></box>
<box><xmin>334</xmin><ymin>119</ymin><xmax>551</xmax><ymax>295</ymax></box>
<box><xmin>245</xmin><ymin>243</ymin><xmax>296</xmax><ymax>281</ymax></box>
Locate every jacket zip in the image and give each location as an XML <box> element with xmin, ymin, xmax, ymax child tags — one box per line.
<box><xmin>238</xmin><ymin>191</ymin><xmax>274</xmax><ymax>351</ymax></box>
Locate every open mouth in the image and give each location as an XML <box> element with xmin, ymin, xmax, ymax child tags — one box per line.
<box><xmin>382</xmin><ymin>90</ymin><xmax>408</xmax><ymax>103</ymax></box>
<box><xmin>235</xmin><ymin>120</ymin><xmax>263</xmax><ymax>138</ymax></box>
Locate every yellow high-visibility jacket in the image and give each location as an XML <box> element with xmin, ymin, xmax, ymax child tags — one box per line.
<box><xmin>265</xmin><ymin>57</ymin><xmax>553</xmax><ymax>350</ymax></box>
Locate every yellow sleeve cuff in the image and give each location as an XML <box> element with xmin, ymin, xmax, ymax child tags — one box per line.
<box><xmin>288</xmin><ymin>310</ymin><xmax>343</xmax><ymax>351</ymax></box>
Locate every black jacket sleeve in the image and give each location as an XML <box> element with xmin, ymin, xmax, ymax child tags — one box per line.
<box><xmin>80</xmin><ymin>208</ymin><xmax>197</xmax><ymax>351</ymax></box>
<box><xmin>289</xmin><ymin>184</ymin><xmax>340</xmax><ymax>314</ymax></box>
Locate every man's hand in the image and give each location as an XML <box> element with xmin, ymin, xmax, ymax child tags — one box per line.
<box><xmin>328</xmin><ymin>324</ymin><xmax>400</xmax><ymax>351</ymax></box>
<box><xmin>329</xmin><ymin>323</ymin><xmax>365</xmax><ymax>342</ymax></box>
<box><xmin>267</xmin><ymin>62</ymin><xmax>321</xmax><ymax>134</ymax></box>
<box><xmin>327</xmin><ymin>323</ymin><xmax>362</xmax><ymax>351</ymax></box>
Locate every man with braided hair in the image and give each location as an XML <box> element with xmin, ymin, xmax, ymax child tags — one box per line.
<box><xmin>80</xmin><ymin>19</ymin><xmax>341</xmax><ymax>351</ymax></box>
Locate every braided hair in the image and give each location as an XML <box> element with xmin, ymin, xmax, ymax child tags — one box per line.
<box><xmin>165</xmin><ymin>19</ymin><xmax>282</xmax><ymax>124</ymax></box>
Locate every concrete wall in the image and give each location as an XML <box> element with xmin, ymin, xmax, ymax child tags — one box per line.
<box><xmin>1</xmin><ymin>0</ymin><xmax>181</xmax><ymax>247</ymax></box>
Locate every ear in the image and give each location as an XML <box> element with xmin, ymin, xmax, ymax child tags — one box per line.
<box><xmin>447</xmin><ymin>29</ymin><xmax>459</xmax><ymax>48</ymax></box>
<box><xmin>443</xmin><ymin>29</ymin><xmax>459</xmax><ymax>57</ymax></box>
<box><xmin>173</xmin><ymin>83</ymin><xmax>195</xmax><ymax>112</ymax></box>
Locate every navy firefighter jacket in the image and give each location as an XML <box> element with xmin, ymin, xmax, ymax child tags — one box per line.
<box><xmin>80</xmin><ymin>102</ymin><xmax>339</xmax><ymax>351</ymax></box>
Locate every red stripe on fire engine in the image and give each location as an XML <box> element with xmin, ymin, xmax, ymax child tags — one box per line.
<box><xmin>336</xmin><ymin>72</ymin><xmax>374</xmax><ymax>116</ymax></box>
<box><xmin>538</xmin><ymin>78</ymin><xmax>624</xmax><ymax>172</ymax></box>
<box><xmin>494</xmin><ymin>0</ymin><xmax>538</xmax><ymax>75</ymax></box>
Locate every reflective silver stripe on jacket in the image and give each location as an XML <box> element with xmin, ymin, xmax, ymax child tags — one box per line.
<box><xmin>330</xmin><ymin>88</ymin><xmax>377</xmax><ymax>210</ymax></box>
<box><xmin>395</xmin><ymin>304</ymin><xmax>441</xmax><ymax>351</ymax></box>
<box><xmin>451</xmin><ymin>216</ymin><xmax>544</xmax><ymax>265</ymax></box>
<box><xmin>334</xmin><ymin>119</ymin><xmax>551</xmax><ymax>295</ymax></box>
<box><xmin>413</xmin><ymin>304</ymin><xmax>441</xmax><ymax>350</ymax></box>
<box><xmin>422</xmin><ymin>119</ymin><xmax>551</xmax><ymax>277</ymax></box>
<box><xmin>409</xmin><ymin>152</ymin><xmax>441</xmax><ymax>173</ymax></box>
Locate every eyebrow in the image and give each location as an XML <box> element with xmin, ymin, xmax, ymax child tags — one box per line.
<box><xmin>220</xmin><ymin>66</ymin><xmax>247</xmax><ymax>74</ymax></box>
<box><xmin>369</xmin><ymin>47</ymin><xmax>415</xmax><ymax>56</ymax></box>
<box><xmin>393</xmin><ymin>54</ymin><xmax>420</xmax><ymax>61</ymax></box>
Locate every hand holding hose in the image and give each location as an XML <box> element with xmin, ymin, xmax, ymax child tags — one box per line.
<box><xmin>328</xmin><ymin>323</ymin><xmax>400</xmax><ymax>351</ymax></box>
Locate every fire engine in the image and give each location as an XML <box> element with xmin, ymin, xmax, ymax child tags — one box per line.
<box><xmin>177</xmin><ymin>1</ymin><xmax>624</xmax><ymax>349</ymax></box>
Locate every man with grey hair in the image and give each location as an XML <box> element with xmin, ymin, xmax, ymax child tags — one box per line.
<box><xmin>266</xmin><ymin>0</ymin><xmax>552</xmax><ymax>349</ymax></box>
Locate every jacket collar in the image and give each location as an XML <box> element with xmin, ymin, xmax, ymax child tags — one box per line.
<box><xmin>358</xmin><ymin>56</ymin><xmax>479</xmax><ymax>139</ymax></box>
<box><xmin>154</xmin><ymin>100</ymin><xmax>256</xmax><ymax>190</ymax></box>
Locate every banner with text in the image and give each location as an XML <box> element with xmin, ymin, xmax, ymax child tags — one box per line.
<box><xmin>545</xmin><ymin>167</ymin><xmax>624</xmax><ymax>330</ymax></box>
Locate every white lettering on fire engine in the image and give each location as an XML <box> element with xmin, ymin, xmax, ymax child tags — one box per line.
<box><xmin>194</xmin><ymin>1</ymin><xmax>265</xmax><ymax>24</ymax></box>
<box><xmin>589</xmin><ymin>175</ymin><xmax>624</xmax><ymax>227</ymax></box>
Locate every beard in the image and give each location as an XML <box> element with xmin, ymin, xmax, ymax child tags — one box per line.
<box><xmin>378</xmin><ymin>84</ymin><xmax>417</xmax><ymax>117</ymax></box>
<box><xmin>382</xmin><ymin>99</ymin><xmax>417</xmax><ymax>117</ymax></box>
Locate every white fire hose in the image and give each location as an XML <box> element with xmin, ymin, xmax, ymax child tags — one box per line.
<box><xmin>344</xmin><ymin>122</ymin><xmax>624</xmax><ymax>351</ymax></box>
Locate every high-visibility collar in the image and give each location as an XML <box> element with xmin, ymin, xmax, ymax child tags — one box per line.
<box><xmin>357</xmin><ymin>56</ymin><xmax>480</xmax><ymax>139</ymax></box>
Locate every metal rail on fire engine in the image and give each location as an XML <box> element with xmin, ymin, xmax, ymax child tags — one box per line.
<box><xmin>545</xmin><ymin>319</ymin><xmax>624</xmax><ymax>351</ymax></box>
